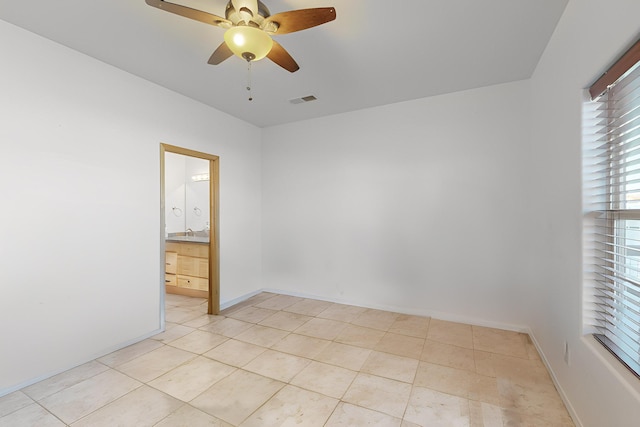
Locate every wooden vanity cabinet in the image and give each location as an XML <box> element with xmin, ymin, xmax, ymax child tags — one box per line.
<box><xmin>165</xmin><ymin>241</ymin><xmax>209</xmax><ymax>298</ymax></box>
<box><xmin>165</xmin><ymin>251</ymin><xmax>177</xmax><ymax>275</ymax></box>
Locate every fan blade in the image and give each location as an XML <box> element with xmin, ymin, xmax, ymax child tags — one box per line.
<box><xmin>264</xmin><ymin>7</ymin><xmax>336</xmax><ymax>35</ymax></box>
<box><xmin>208</xmin><ymin>42</ymin><xmax>234</xmax><ymax>65</ymax></box>
<box><xmin>146</xmin><ymin>0</ymin><xmax>231</xmax><ymax>28</ymax></box>
<box><xmin>267</xmin><ymin>41</ymin><xmax>299</xmax><ymax>73</ymax></box>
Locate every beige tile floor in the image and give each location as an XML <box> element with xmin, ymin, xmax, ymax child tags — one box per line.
<box><xmin>0</xmin><ymin>292</ymin><xmax>575</xmax><ymax>426</ymax></box>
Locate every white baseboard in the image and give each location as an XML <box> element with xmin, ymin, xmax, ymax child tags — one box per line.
<box><xmin>527</xmin><ymin>329</ymin><xmax>583</xmax><ymax>427</ymax></box>
<box><xmin>258</xmin><ymin>287</ymin><xmax>529</xmax><ymax>333</ymax></box>
<box><xmin>0</xmin><ymin>328</ymin><xmax>163</xmax><ymax>399</ymax></box>
<box><xmin>220</xmin><ymin>289</ymin><xmax>265</xmax><ymax>310</ymax></box>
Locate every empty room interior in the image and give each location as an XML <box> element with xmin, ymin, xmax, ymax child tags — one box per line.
<box><xmin>1</xmin><ymin>0</ymin><xmax>640</xmax><ymax>426</ymax></box>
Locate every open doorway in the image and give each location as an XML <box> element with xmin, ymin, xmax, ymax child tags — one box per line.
<box><xmin>161</xmin><ymin>144</ymin><xmax>220</xmax><ymax>315</ymax></box>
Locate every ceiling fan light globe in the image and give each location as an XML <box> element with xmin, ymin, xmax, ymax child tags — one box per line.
<box><xmin>224</xmin><ymin>26</ymin><xmax>273</xmax><ymax>62</ymax></box>
<box><xmin>233</xmin><ymin>33</ymin><xmax>245</xmax><ymax>46</ymax></box>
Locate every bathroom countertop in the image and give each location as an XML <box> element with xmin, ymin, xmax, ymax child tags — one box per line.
<box><xmin>165</xmin><ymin>236</ymin><xmax>209</xmax><ymax>244</ymax></box>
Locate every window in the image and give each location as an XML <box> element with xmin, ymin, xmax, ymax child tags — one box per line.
<box><xmin>585</xmin><ymin>38</ymin><xmax>640</xmax><ymax>378</ymax></box>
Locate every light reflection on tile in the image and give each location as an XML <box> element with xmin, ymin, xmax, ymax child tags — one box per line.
<box><xmin>259</xmin><ymin>310</ymin><xmax>313</xmax><ymax>331</ymax></box>
<box><xmin>497</xmin><ymin>378</ymin><xmax>574</xmax><ymax>425</ymax></box>
<box><xmin>0</xmin><ymin>403</ymin><xmax>65</xmax><ymax>427</ymax></box>
<box><xmin>0</xmin><ymin>392</ymin><xmax>34</xmax><ymax>418</ymax></box>
<box><xmin>315</xmin><ymin>342</ymin><xmax>372</xmax><ymax>371</ymax></box>
<box><xmin>361</xmin><ymin>351</ymin><xmax>419</xmax><ymax>383</ymax></box>
<box><xmin>115</xmin><ymin>346</ymin><xmax>196</xmax><ymax>383</ymax></box>
<box><xmin>167</xmin><ymin>330</ymin><xmax>228</xmax><ymax>354</ymax></box>
<box><xmin>182</xmin><ymin>314</ymin><xmax>221</xmax><ymax>329</ymax></box>
<box><xmin>469</xmin><ymin>400</ymin><xmax>503</xmax><ymax>427</ymax></box>
<box><xmin>243</xmin><ymin>349</ymin><xmax>310</xmax><ymax>382</ymax></box>
<box><xmin>22</xmin><ymin>361</ymin><xmax>109</xmax><ymax>402</ymax></box>
<box><xmin>427</xmin><ymin>319</ymin><xmax>473</xmax><ymax>349</ymax></box>
<box><xmin>472</xmin><ymin>326</ymin><xmax>528</xmax><ymax>359</ymax></box>
<box><xmin>190</xmin><ymin>370</ymin><xmax>284</xmax><ymax>425</ymax></box>
<box><xmin>284</xmin><ymin>298</ymin><xmax>334</xmax><ymax>317</ymax></box>
<box><xmin>374</xmin><ymin>332</ymin><xmax>425</xmax><ymax>359</ymax></box>
<box><xmin>97</xmin><ymin>339</ymin><xmax>164</xmax><ymax>367</ymax></box>
<box><xmin>39</xmin><ymin>370</ymin><xmax>141</xmax><ymax>424</ymax></box>
<box><xmin>389</xmin><ymin>315</ymin><xmax>430</xmax><ymax>338</ymax></box>
<box><xmin>325</xmin><ymin>402</ymin><xmax>402</xmax><ymax>427</ymax></box>
<box><xmin>271</xmin><ymin>333</ymin><xmax>331</xmax><ymax>359</ymax></box>
<box><xmin>474</xmin><ymin>351</ymin><xmax>550</xmax><ymax>387</ymax></box>
<box><xmin>227</xmin><ymin>306</ymin><xmax>278</xmax><ymax>324</ymax></box>
<box><xmin>404</xmin><ymin>387</ymin><xmax>470</xmax><ymax>427</ymax></box>
<box><xmin>414</xmin><ymin>362</ymin><xmax>500</xmax><ymax>405</ymax></box>
<box><xmin>343</xmin><ymin>373</ymin><xmax>412</xmax><ymax>418</ymax></box>
<box><xmin>149</xmin><ymin>356</ymin><xmax>236</xmax><ymax>402</ymax></box>
<box><xmin>71</xmin><ymin>385</ymin><xmax>182</xmax><ymax>427</ymax></box>
<box><xmin>234</xmin><ymin>324</ymin><xmax>290</xmax><ymax>348</ymax></box>
<box><xmin>318</xmin><ymin>304</ymin><xmax>367</xmax><ymax>322</ymax></box>
<box><xmin>254</xmin><ymin>294</ymin><xmax>303</xmax><ymax>311</ymax></box>
<box><xmin>154</xmin><ymin>404</ymin><xmax>233</xmax><ymax>427</ymax></box>
<box><xmin>151</xmin><ymin>324</ymin><xmax>196</xmax><ymax>344</ymax></box>
<box><xmin>352</xmin><ymin>309</ymin><xmax>399</xmax><ymax>331</ymax></box>
<box><xmin>198</xmin><ymin>317</ymin><xmax>253</xmax><ymax>338</ymax></box>
<box><xmin>291</xmin><ymin>361</ymin><xmax>357</xmax><ymax>399</ymax></box>
<box><xmin>295</xmin><ymin>317</ymin><xmax>347</xmax><ymax>340</ymax></box>
<box><xmin>239</xmin><ymin>385</ymin><xmax>338</xmax><ymax>427</ymax></box>
<box><xmin>421</xmin><ymin>340</ymin><xmax>475</xmax><ymax>372</ymax></box>
<box><xmin>335</xmin><ymin>324</ymin><xmax>385</xmax><ymax>349</ymax></box>
<box><xmin>203</xmin><ymin>339</ymin><xmax>267</xmax><ymax>367</ymax></box>
<box><xmin>165</xmin><ymin>308</ymin><xmax>205</xmax><ymax>324</ymax></box>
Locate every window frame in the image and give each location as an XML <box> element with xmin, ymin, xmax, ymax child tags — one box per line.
<box><xmin>587</xmin><ymin>36</ymin><xmax>640</xmax><ymax>379</ymax></box>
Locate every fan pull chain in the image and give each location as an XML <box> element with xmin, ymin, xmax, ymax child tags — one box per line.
<box><xmin>246</xmin><ymin>61</ymin><xmax>253</xmax><ymax>101</ymax></box>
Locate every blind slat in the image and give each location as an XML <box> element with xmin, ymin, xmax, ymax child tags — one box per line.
<box><xmin>586</xmin><ymin>37</ymin><xmax>640</xmax><ymax>378</ymax></box>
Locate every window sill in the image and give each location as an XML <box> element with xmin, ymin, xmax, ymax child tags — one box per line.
<box><xmin>583</xmin><ymin>335</ymin><xmax>640</xmax><ymax>401</ymax></box>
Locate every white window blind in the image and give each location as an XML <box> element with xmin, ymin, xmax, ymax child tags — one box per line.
<box><xmin>585</xmin><ymin>40</ymin><xmax>640</xmax><ymax>378</ymax></box>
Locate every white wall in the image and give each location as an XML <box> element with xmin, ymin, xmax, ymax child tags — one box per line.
<box><xmin>5</xmin><ymin>2</ymin><xmax>640</xmax><ymax>423</ymax></box>
<box><xmin>0</xmin><ymin>20</ymin><xmax>262</xmax><ymax>393</ymax></box>
<box><xmin>261</xmin><ymin>80</ymin><xmax>534</xmax><ymax>329</ymax></box>
<box><xmin>527</xmin><ymin>1</ymin><xmax>640</xmax><ymax>426</ymax></box>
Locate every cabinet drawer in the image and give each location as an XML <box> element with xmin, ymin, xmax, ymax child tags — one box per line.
<box><xmin>177</xmin><ymin>275</ymin><xmax>208</xmax><ymax>291</ymax></box>
<box><xmin>165</xmin><ymin>242</ymin><xmax>180</xmax><ymax>253</ymax></box>
<box><xmin>177</xmin><ymin>256</ymin><xmax>209</xmax><ymax>278</ymax></box>
<box><xmin>166</xmin><ymin>242</ymin><xmax>208</xmax><ymax>258</ymax></box>
<box><xmin>165</xmin><ymin>252</ymin><xmax>178</xmax><ymax>274</ymax></box>
<box><xmin>165</xmin><ymin>273</ymin><xmax>177</xmax><ymax>287</ymax></box>
<box><xmin>181</xmin><ymin>243</ymin><xmax>209</xmax><ymax>258</ymax></box>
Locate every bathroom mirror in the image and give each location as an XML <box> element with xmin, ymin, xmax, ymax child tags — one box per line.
<box><xmin>165</xmin><ymin>152</ymin><xmax>210</xmax><ymax>241</ymax></box>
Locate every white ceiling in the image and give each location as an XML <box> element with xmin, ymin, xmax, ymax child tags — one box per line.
<box><xmin>0</xmin><ymin>0</ymin><xmax>568</xmax><ymax>128</ymax></box>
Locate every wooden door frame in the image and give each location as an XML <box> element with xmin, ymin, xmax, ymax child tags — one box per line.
<box><xmin>160</xmin><ymin>143</ymin><xmax>220</xmax><ymax>315</ymax></box>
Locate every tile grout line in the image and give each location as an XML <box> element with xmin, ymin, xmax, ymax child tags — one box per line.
<box><xmin>1</xmin><ymin>292</ymin><xmax>575</xmax><ymax>426</ymax></box>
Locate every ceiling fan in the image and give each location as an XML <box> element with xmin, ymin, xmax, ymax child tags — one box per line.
<box><xmin>145</xmin><ymin>0</ymin><xmax>336</xmax><ymax>72</ymax></box>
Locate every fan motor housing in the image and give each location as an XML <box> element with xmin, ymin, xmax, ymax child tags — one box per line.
<box><xmin>225</xmin><ymin>1</ymin><xmax>271</xmax><ymax>27</ymax></box>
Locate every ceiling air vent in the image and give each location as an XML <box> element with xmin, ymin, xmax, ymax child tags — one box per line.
<box><xmin>289</xmin><ymin>95</ymin><xmax>317</xmax><ymax>105</ymax></box>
